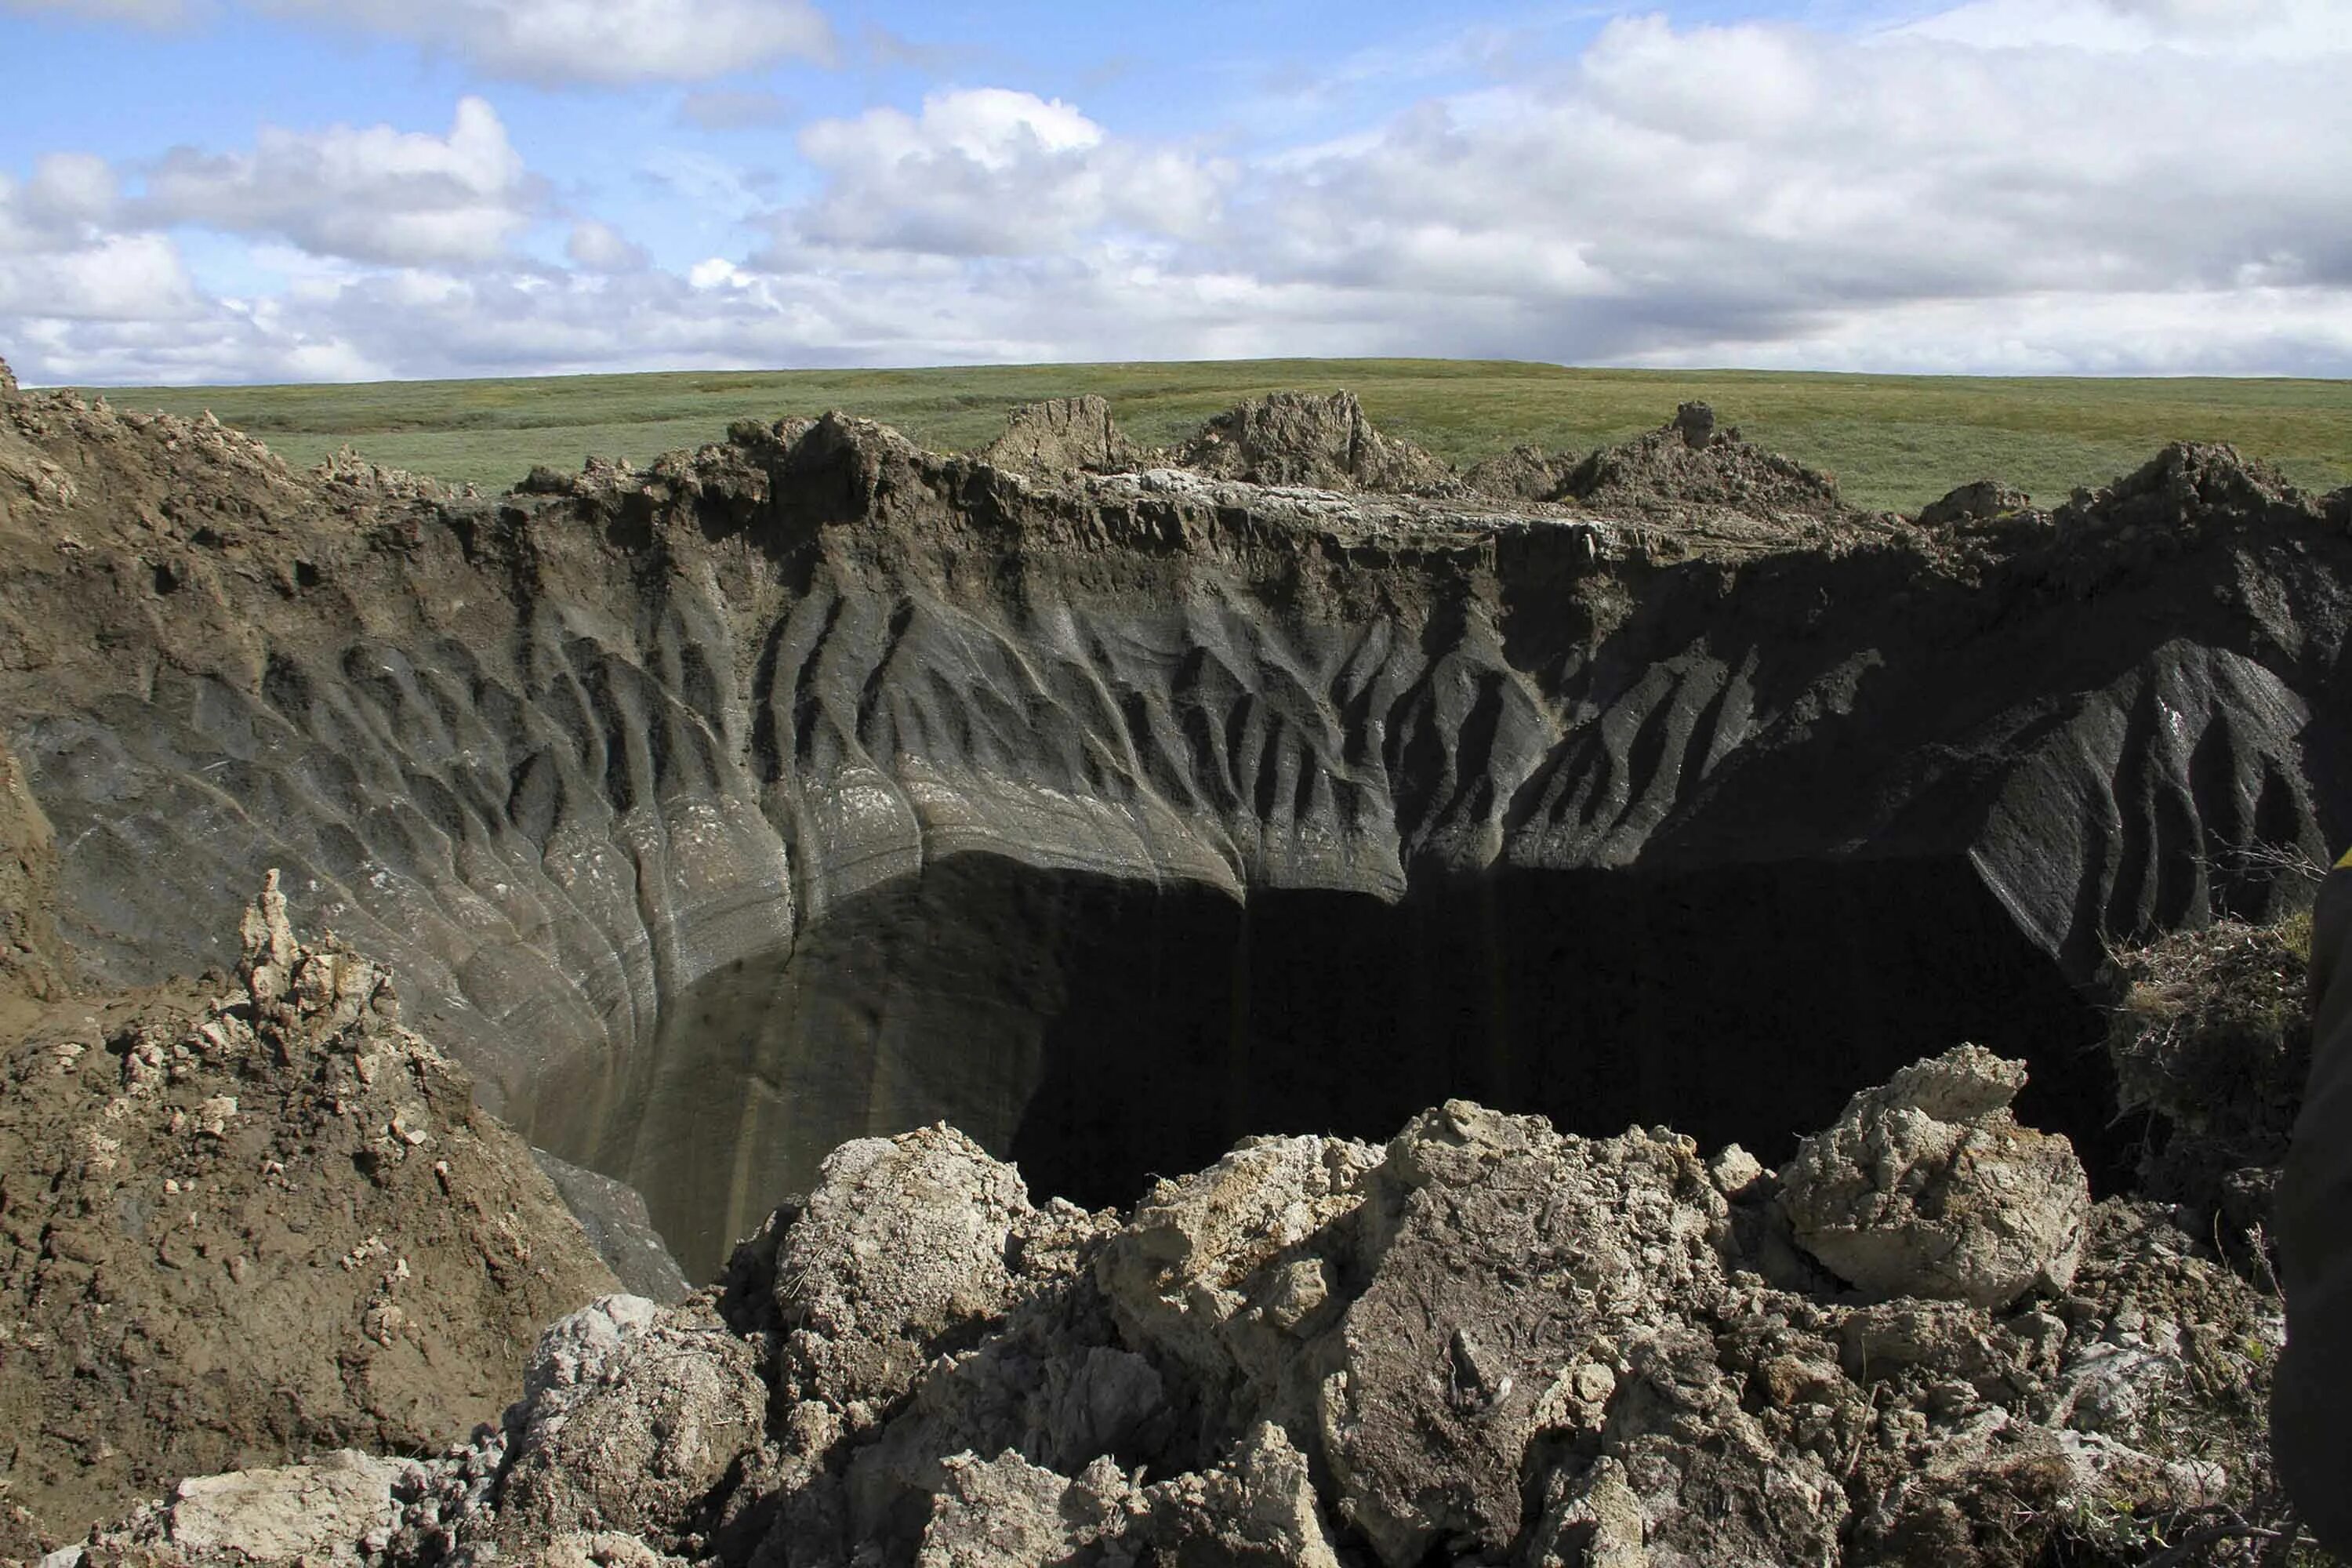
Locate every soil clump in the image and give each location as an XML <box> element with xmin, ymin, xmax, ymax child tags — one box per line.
<box><xmin>976</xmin><ymin>397</ymin><xmax>1142</xmax><ymax>477</ymax></box>
<box><xmin>1554</xmin><ymin>401</ymin><xmax>1846</xmax><ymax>521</ymax></box>
<box><xmin>1174</xmin><ymin>390</ymin><xmax>1454</xmax><ymax>493</ymax></box>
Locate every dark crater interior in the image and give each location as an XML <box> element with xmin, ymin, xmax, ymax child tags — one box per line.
<box><xmin>530</xmin><ymin>853</ymin><xmax>2113</xmax><ymax>1281</ymax></box>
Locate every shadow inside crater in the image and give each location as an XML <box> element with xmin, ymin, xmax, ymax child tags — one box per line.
<box><xmin>529</xmin><ymin>851</ymin><xmax>2114</xmax><ymax>1283</ymax></box>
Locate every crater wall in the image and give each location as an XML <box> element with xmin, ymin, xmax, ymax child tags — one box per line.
<box><xmin>3</xmin><ymin>392</ymin><xmax>2344</xmax><ymax>1274</ymax></box>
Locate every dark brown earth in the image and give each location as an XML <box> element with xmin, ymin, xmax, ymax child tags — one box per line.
<box><xmin>0</xmin><ymin>817</ymin><xmax>615</xmax><ymax>1558</ymax></box>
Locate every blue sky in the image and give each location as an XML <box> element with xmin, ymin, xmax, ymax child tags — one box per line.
<box><xmin>2</xmin><ymin>0</ymin><xmax>2349</xmax><ymax>383</ymax></box>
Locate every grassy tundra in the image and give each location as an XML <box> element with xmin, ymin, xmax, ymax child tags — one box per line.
<box><xmin>67</xmin><ymin>358</ymin><xmax>2352</xmax><ymax>514</ymax></box>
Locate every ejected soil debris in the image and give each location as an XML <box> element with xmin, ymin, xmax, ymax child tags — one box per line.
<box><xmin>1780</xmin><ymin>1043</ymin><xmax>2092</xmax><ymax>1308</ymax></box>
<box><xmin>1175</xmin><ymin>390</ymin><xmax>1454</xmax><ymax>493</ymax></box>
<box><xmin>976</xmin><ymin>395</ymin><xmax>1142</xmax><ymax>477</ymax></box>
<box><xmin>1555</xmin><ymin>401</ymin><xmax>1846</xmax><ymax>521</ymax></box>
<box><xmin>0</xmin><ymin>875</ymin><xmax>615</xmax><ymax>1559</ymax></box>
<box><xmin>54</xmin><ymin>1032</ymin><xmax>2292</xmax><ymax>1568</ymax></box>
<box><xmin>1458</xmin><ymin>441</ymin><xmax>1583</xmax><ymax>501</ymax></box>
<box><xmin>1917</xmin><ymin>477</ymin><xmax>2034</xmax><ymax>528</ymax></box>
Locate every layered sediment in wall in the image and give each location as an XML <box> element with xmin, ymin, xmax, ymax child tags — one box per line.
<box><xmin>2</xmin><ymin>373</ymin><xmax>2345</xmax><ymax>1277</ymax></box>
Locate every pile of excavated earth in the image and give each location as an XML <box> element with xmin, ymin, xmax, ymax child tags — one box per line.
<box><xmin>18</xmin><ymin>886</ymin><xmax>2305</xmax><ymax>1568</ymax></box>
<box><xmin>0</xmin><ymin>354</ymin><xmax>2347</xmax><ymax>1566</ymax></box>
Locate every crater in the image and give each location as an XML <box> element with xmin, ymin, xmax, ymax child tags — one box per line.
<box><xmin>5</xmin><ymin>395</ymin><xmax>2342</xmax><ymax>1292</ymax></box>
<box><xmin>520</xmin><ymin>851</ymin><xmax>2114</xmax><ymax>1282</ymax></box>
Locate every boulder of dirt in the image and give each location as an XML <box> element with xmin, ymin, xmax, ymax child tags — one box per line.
<box><xmin>1095</xmin><ymin>1132</ymin><xmax>1381</xmax><ymax>1405</ymax></box>
<box><xmin>774</xmin><ymin>1125</ymin><xmax>1060</xmax><ymax>1414</ymax></box>
<box><xmin>68</xmin><ymin>1449</ymin><xmax>423</xmax><ymax>1568</ymax></box>
<box><xmin>0</xmin><ymin>873</ymin><xmax>617</xmax><ymax>1559</ymax></box>
<box><xmin>909</xmin><ymin>1422</ymin><xmax>1341</xmax><ymax>1568</ymax></box>
<box><xmin>492</xmin><ymin>1295</ymin><xmax>771</xmax><ymax>1553</ymax></box>
<box><xmin>1779</xmin><ymin>1044</ymin><xmax>2091</xmax><ymax>1308</ymax></box>
<box><xmin>1461</xmin><ymin>443</ymin><xmax>1580</xmax><ymax>502</ymax></box>
<box><xmin>1316</xmin><ymin>1105</ymin><xmax>1734</xmax><ymax>1564</ymax></box>
<box><xmin>315</xmin><ymin>444</ymin><xmax>468</xmax><ymax>503</ymax></box>
<box><xmin>1138</xmin><ymin>1421</ymin><xmax>1341</xmax><ymax>1568</ymax></box>
<box><xmin>977</xmin><ymin>396</ymin><xmax>1142</xmax><ymax>476</ymax></box>
<box><xmin>0</xmin><ymin>352</ymin><xmax>18</xmax><ymax>399</ymax></box>
<box><xmin>913</xmin><ymin>1451</ymin><xmax>1136</xmax><ymax>1568</ymax></box>
<box><xmin>1594</xmin><ymin>1323</ymin><xmax>1850</xmax><ymax>1566</ymax></box>
<box><xmin>1917</xmin><ymin>479</ymin><xmax>2032</xmax><ymax>528</ymax></box>
<box><xmin>1670</xmin><ymin>399</ymin><xmax>1720</xmax><ymax>446</ymax></box>
<box><xmin>2058</xmin><ymin>441</ymin><xmax>2308</xmax><ymax>536</ymax></box>
<box><xmin>1177</xmin><ymin>391</ymin><xmax>1453</xmax><ymax>494</ymax></box>
<box><xmin>1560</xmin><ymin>405</ymin><xmax>1845</xmax><ymax>520</ymax></box>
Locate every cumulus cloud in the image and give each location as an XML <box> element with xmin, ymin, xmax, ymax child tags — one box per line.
<box><xmin>1904</xmin><ymin>0</ymin><xmax>2352</xmax><ymax>53</ymax></box>
<box><xmin>1217</xmin><ymin>9</ymin><xmax>2352</xmax><ymax>360</ymax></box>
<box><xmin>140</xmin><ymin>96</ymin><xmax>535</xmax><ymax>266</ymax></box>
<box><xmin>252</xmin><ymin>0</ymin><xmax>833</xmax><ymax>85</ymax></box>
<box><xmin>0</xmin><ymin>154</ymin><xmax>123</xmax><ymax>253</ymax></box>
<box><xmin>780</xmin><ymin>89</ymin><xmax>1230</xmax><ymax>259</ymax></box>
<box><xmin>7</xmin><ymin>0</ymin><xmax>2352</xmax><ymax>384</ymax></box>
<box><xmin>0</xmin><ymin>234</ymin><xmax>202</xmax><ymax>322</ymax></box>
<box><xmin>567</xmin><ymin>219</ymin><xmax>649</xmax><ymax>272</ymax></box>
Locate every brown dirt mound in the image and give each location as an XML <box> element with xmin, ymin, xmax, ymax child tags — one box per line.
<box><xmin>2059</xmin><ymin>441</ymin><xmax>2312</xmax><ymax>535</ymax></box>
<box><xmin>1459</xmin><ymin>443</ymin><xmax>1580</xmax><ymax>502</ymax></box>
<box><xmin>1916</xmin><ymin>478</ymin><xmax>2034</xmax><ymax>528</ymax></box>
<box><xmin>1177</xmin><ymin>390</ymin><xmax>1453</xmax><ymax>493</ymax></box>
<box><xmin>977</xmin><ymin>396</ymin><xmax>1142</xmax><ymax>477</ymax></box>
<box><xmin>0</xmin><ymin>874</ymin><xmax>615</xmax><ymax>1559</ymax></box>
<box><xmin>1559</xmin><ymin>400</ymin><xmax>1845</xmax><ymax>521</ymax></box>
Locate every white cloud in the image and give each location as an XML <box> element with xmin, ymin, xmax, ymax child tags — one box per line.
<box><xmin>140</xmin><ymin>97</ymin><xmax>535</xmax><ymax>266</ymax></box>
<box><xmin>0</xmin><ymin>154</ymin><xmax>122</xmax><ymax>254</ymax></box>
<box><xmin>568</xmin><ymin>220</ymin><xmax>649</xmax><ymax>272</ymax></box>
<box><xmin>1216</xmin><ymin>9</ymin><xmax>2352</xmax><ymax>357</ymax></box>
<box><xmin>0</xmin><ymin>233</ymin><xmax>201</xmax><ymax>321</ymax></box>
<box><xmin>252</xmin><ymin>0</ymin><xmax>833</xmax><ymax>85</ymax></box>
<box><xmin>7</xmin><ymin>0</ymin><xmax>2352</xmax><ymax>385</ymax></box>
<box><xmin>782</xmin><ymin>89</ymin><xmax>1231</xmax><ymax>259</ymax></box>
<box><xmin>1901</xmin><ymin>0</ymin><xmax>2352</xmax><ymax>54</ymax></box>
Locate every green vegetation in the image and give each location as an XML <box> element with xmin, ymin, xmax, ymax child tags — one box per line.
<box><xmin>70</xmin><ymin>358</ymin><xmax>2352</xmax><ymax>514</ymax></box>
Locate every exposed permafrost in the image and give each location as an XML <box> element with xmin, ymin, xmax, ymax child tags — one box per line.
<box><xmin>2</xmin><ymin>366</ymin><xmax>2347</xmax><ymax>1276</ymax></box>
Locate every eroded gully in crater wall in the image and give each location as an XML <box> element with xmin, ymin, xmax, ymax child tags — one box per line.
<box><xmin>530</xmin><ymin>849</ymin><xmax>2114</xmax><ymax>1283</ymax></box>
